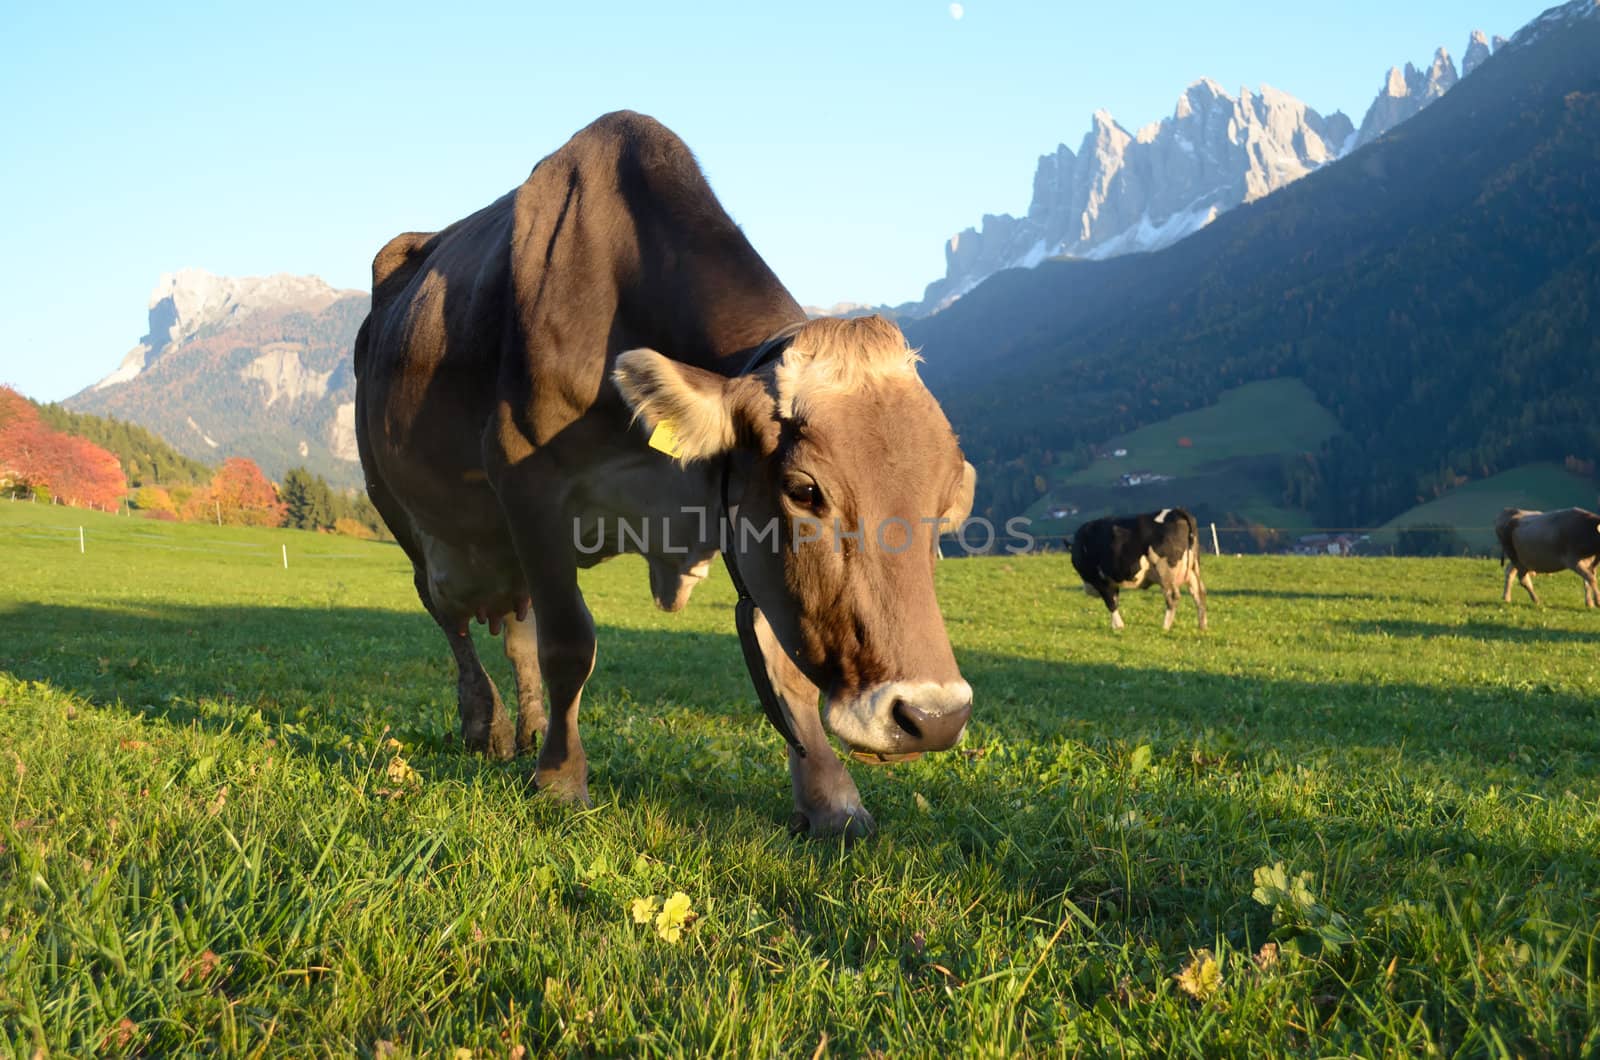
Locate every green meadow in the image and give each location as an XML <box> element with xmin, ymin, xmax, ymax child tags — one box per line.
<box><xmin>1375</xmin><ymin>463</ymin><xmax>1600</xmax><ymax>553</ymax></box>
<box><xmin>2</xmin><ymin>502</ymin><xmax>1598</xmax><ymax>1057</ymax></box>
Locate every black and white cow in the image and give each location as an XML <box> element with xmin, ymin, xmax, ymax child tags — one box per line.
<box><xmin>1071</xmin><ymin>508</ymin><xmax>1209</xmax><ymax>630</ymax></box>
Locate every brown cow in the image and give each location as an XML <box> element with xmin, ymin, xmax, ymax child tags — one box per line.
<box><xmin>355</xmin><ymin>112</ymin><xmax>976</xmax><ymax>837</ymax></box>
<box><xmin>1495</xmin><ymin>507</ymin><xmax>1600</xmax><ymax>606</ymax></box>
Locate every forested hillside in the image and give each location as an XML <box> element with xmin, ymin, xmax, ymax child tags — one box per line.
<box><xmin>32</xmin><ymin>402</ymin><xmax>212</xmax><ymax>487</ymax></box>
<box><xmin>911</xmin><ymin>12</ymin><xmax>1600</xmax><ymax>527</ymax></box>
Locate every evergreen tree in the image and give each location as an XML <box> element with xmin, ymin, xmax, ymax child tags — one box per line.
<box><xmin>282</xmin><ymin>466</ymin><xmax>336</xmax><ymax>531</ymax></box>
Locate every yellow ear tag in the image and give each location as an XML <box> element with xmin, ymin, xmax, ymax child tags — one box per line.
<box><xmin>647</xmin><ymin>420</ymin><xmax>684</xmax><ymax>459</ymax></box>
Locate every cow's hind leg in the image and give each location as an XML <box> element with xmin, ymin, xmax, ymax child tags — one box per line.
<box><xmin>362</xmin><ymin>466</ymin><xmax>514</xmax><ymax>757</ymax></box>
<box><xmin>502</xmin><ymin>609</ymin><xmax>546</xmax><ymax>754</ymax></box>
<box><xmin>1157</xmin><ymin>565</ymin><xmax>1182</xmax><ymax>631</ymax></box>
<box><xmin>409</xmin><ymin>576</ymin><xmax>515</xmax><ymax>758</ymax></box>
<box><xmin>753</xmin><ymin>609</ymin><xmax>872</xmax><ymax>839</ymax></box>
<box><xmin>414</xmin><ymin>571</ymin><xmax>515</xmax><ymax>759</ymax></box>
<box><xmin>1502</xmin><ymin>563</ymin><xmax>1517</xmax><ymax>604</ymax></box>
<box><xmin>1187</xmin><ymin>563</ymin><xmax>1209</xmax><ymax>630</ymax></box>
<box><xmin>1519</xmin><ymin>569</ymin><xmax>1540</xmax><ymax>605</ymax></box>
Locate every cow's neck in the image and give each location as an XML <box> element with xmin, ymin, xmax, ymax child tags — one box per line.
<box><xmin>627</xmin><ymin>221</ymin><xmax>805</xmax><ymax>372</ymax></box>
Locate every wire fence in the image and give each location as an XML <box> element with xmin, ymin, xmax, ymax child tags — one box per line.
<box><xmin>0</xmin><ymin>519</ymin><xmax>390</xmax><ymax>563</ymax></box>
<box><xmin>4</xmin><ymin>501</ymin><xmax>1506</xmax><ymax>566</ymax></box>
<box><xmin>994</xmin><ymin>522</ymin><xmax>1505</xmax><ymax>559</ymax></box>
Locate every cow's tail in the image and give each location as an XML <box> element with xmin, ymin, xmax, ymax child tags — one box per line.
<box><xmin>1493</xmin><ymin>507</ymin><xmax>1521</xmax><ymax>569</ymax></box>
<box><xmin>1183</xmin><ymin>509</ymin><xmax>1201</xmax><ymax>573</ymax></box>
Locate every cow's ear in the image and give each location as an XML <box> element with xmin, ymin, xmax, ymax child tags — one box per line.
<box><xmin>941</xmin><ymin>461</ymin><xmax>977</xmax><ymax>526</ymax></box>
<box><xmin>613</xmin><ymin>349</ymin><xmax>775</xmax><ymax>463</ymax></box>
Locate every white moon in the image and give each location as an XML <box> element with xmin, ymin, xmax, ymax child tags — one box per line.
<box><xmin>948</xmin><ymin>2</ymin><xmax>964</xmax><ymax>20</ymax></box>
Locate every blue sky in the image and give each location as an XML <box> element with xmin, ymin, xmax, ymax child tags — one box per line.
<box><xmin>0</xmin><ymin>0</ymin><xmax>1550</xmax><ymax>401</ymax></box>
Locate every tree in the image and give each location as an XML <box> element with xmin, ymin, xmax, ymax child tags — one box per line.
<box><xmin>1394</xmin><ymin>523</ymin><xmax>1469</xmax><ymax>557</ymax></box>
<box><xmin>187</xmin><ymin>458</ymin><xmax>286</xmax><ymax>527</ymax></box>
<box><xmin>332</xmin><ymin>516</ymin><xmax>375</xmax><ymax>539</ymax></box>
<box><xmin>0</xmin><ymin>388</ymin><xmax>126</xmax><ymax>509</ymax></box>
<box><xmin>134</xmin><ymin>485</ymin><xmax>176</xmax><ymax>514</ymax></box>
<box><xmin>281</xmin><ymin>466</ymin><xmax>337</xmax><ymax>531</ymax></box>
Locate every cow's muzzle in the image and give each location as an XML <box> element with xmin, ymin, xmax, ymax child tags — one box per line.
<box><xmin>827</xmin><ymin>680</ymin><xmax>972</xmax><ymax>761</ymax></box>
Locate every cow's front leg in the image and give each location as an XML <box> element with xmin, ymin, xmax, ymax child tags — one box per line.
<box><xmin>1570</xmin><ymin>561</ymin><xmax>1599</xmax><ymax>608</ymax></box>
<box><xmin>497</xmin><ymin>478</ymin><xmax>596</xmax><ymax>805</ymax></box>
<box><xmin>526</xmin><ymin>579</ymin><xmax>596</xmax><ymax>805</ymax></box>
<box><xmin>753</xmin><ymin>610</ymin><xmax>873</xmax><ymax>839</ymax></box>
<box><xmin>1094</xmin><ymin>584</ymin><xmax>1124</xmax><ymax>630</ymax></box>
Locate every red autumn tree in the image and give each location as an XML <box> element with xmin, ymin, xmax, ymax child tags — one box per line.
<box><xmin>188</xmin><ymin>457</ymin><xmax>286</xmax><ymax>527</ymax></box>
<box><xmin>0</xmin><ymin>385</ymin><xmax>126</xmax><ymax>509</ymax></box>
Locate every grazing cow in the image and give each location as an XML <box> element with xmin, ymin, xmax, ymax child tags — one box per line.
<box><xmin>1495</xmin><ymin>507</ymin><xmax>1600</xmax><ymax>606</ymax></box>
<box><xmin>1070</xmin><ymin>508</ymin><xmax>1208</xmax><ymax>630</ymax></box>
<box><xmin>355</xmin><ymin>112</ymin><xmax>977</xmax><ymax>837</ymax></box>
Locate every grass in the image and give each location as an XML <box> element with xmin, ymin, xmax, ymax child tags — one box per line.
<box><xmin>3</xmin><ymin>502</ymin><xmax>1599</xmax><ymax>1056</ymax></box>
<box><xmin>1376</xmin><ymin>463</ymin><xmax>1600</xmax><ymax>552</ymax></box>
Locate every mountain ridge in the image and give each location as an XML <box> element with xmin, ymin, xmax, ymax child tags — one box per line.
<box><xmin>908</xmin><ymin>1</ymin><xmax>1600</xmax><ymax>529</ymax></box>
<box><xmin>68</xmin><ymin>269</ymin><xmax>370</xmax><ymax>486</ymax></box>
<box><xmin>907</xmin><ymin>25</ymin><xmax>1514</xmax><ymax>317</ymax></box>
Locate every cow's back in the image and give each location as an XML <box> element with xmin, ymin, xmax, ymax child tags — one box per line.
<box><xmin>1072</xmin><ymin>508</ymin><xmax>1196</xmax><ymax>587</ymax></box>
<box><xmin>1504</xmin><ymin>507</ymin><xmax>1600</xmax><ymax>571</ymax></box>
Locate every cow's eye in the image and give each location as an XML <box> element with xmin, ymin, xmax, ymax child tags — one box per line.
<box><xmin>784</xmin><ymin>477</ymin><xmax>823</xmax><ymax>510</ymax></box>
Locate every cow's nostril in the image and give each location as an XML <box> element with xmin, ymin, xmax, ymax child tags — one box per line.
<box><xmin>891</xmin><ymin>698</ymin><xmax>925</xmax><ymax>740</ymax></box>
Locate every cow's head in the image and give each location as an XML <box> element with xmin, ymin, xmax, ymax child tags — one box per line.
<box><xmin>614</xmin><ymin>316</ymin><xmax>975</xmax><ymax>759</ymax></box>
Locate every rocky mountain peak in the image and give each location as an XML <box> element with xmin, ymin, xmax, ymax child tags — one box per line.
<box><xmin>1424</xmin><ymin>48</ymin><xmax>1459</xmax><ymax>99</ymax></box>
<box><xmin>902</xmin><ymin>8</ymin><xmax>1576</xmax><ymax>318</ymax></box>
<box><xmin>1463</xmin><ymin>30</ymin><xmax>1493</xmax><ymax>76</ymax></box>
<box><xmin>93</xmin><ymin>269</ymin><xmax>361</xmax><ymax>393</ymax></box>
<box><xmin>913</xmin><ymin>78</ymin><xmax>1356</xmax><ymax>313</ymax></box>
<box><xmin>70</xmin><ymin>269</ymin><xmax>372</xmax><ymax>486</ymax></box>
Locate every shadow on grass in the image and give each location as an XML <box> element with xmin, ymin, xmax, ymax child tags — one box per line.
<box><xmin>1340</xmin><ymin>618</ymin><xmax>1600</xmax><ymax>644</ymax></box>
<box><xmin>1209</xmin><ymin>587</ymin><xmax>1389</xmax><ymax>602</ymax></box>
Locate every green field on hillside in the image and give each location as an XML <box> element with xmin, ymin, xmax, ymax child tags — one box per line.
<box><xmin>1060</xmin><ymin>379</ymin><xmax>1341</xmax><ymax>487</ymax></box>
<box><xmin>1376</xmin><ymin>462</ymin><xmax>1600</xmax><ymax>552</ymax></box>
<box><xmin>1025</xmin><ymin>380</ymin><xmax>1340</xmax><ymax>541</ymax></box>
<box><xmin>3</xmin><ymin>503</ymin><xmax>1599</xmax><ymax>1056</ymax></box>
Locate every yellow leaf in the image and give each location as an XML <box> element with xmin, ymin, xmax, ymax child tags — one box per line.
<box><xmin>655</xmin><ymin>890</ymin><xmax>694</xmax><ymax>943</ymax></box>
<box><xmin>1175</xmin><ymin>949</ymin><xmax>1223</xmax><ymax>1001</ymax></box>
<box><xmin>630</xmin><ymin>895</ymin><xmax>659</xmax><ymax>924</ymax></box>
<box><xmin>385</xmin><ymin>755</ymin><xmax>420</xmax><ymax>788</ymax></box>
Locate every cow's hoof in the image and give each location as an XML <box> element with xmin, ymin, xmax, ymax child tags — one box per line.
<box><xmin>789</xmin><ymin>805</ymin><xmax>876</xmax><ymax>841</ymax></box>
<box><xmin>462</xmin><ymin>711</ymin><xmax>516</xmax><ymax>761</ymax></box>
<box><xmin>485</xmin><ymin>724</ymin><xmax>516</xmax><ymax>761</ymax></box>
<box><xmin>534</xmin><ymin>770</ymin><xmax>592</xmax><ymax>808</ymax></box>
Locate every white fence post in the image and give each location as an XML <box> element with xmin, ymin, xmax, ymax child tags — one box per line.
<box><xmin>79</xmin><ymin>526</ymin><xmax>85</xmax><ymax>554</ymax></box>
<box><xmin>282</xmin><ymin>544</ymin><xmax>288</xmax><ymax>569</ymax></box>
<box><xmin>1210</xmin><ymin>522</ymin><xmax>1220</xmax><ymax>556</ymax></box>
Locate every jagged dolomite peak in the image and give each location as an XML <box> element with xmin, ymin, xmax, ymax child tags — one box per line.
<box><xmin>920</xmin><ymin>80</ymin><xmax>1353</xmax><ymax>312</ymax></box>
